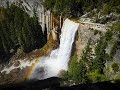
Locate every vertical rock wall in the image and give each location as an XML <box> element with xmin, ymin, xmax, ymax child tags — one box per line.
<box><xmin>76</xmin><ymin>24</ymin><xmax>101</xmax><ymax>59</ymax></box>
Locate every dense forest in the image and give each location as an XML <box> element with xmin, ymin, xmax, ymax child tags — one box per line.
<box><xmin>0</xmin><ymin>3</ymin><xmax>46</xmax><ymax>62</ymax></box>
<box><xmin>44</xmin><ymin>0</ymin><xmax>120</xmax><ymax>17</ymax></box>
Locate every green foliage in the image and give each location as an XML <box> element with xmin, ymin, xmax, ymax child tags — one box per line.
<box><xmin>114</xmin><ymin>73</ymin><xmax>120</xmax><ymax>80</ymax></box>
<box><xmin>68</xmin><ymin>53</ymin><xmax>88</xmax><ymax>83</ymax></box>
<box><xmin>88</xmin><ymin>70</ymin><xmax>108</xmax><ymax>83</ymax></box>
<box><xmin>44</xmin><ymin>0</ymin><xmax>120</xmax><ymax>17</ymax></box>
<box><xmin>43</xmin><ymin>0</ymin><xmax>56</xmax><ymax>11</ymax></box>
<box><xmin>103</xmin><ymin>4</ymin><xmax>112</xmax><ymax>15</ymax></box>
<box><xmin>92</xmin><ymin>29</ymin><xmax>114</xmax><ymax>73</ymax></box>
<box><xmin>0</xmin><ymin>4</ymin><xmax>46</xmax><ymax>62</ymax></box>
<box><xmin>112</xmin><ymin>22</ymin><xmax>120</xmax><ymax>33</ymax></box>
<box><xmin>105</xmin><ymin>30</ymin><xmax>113</xmax><ymax>41</ymax></box>
<box><xmin>109</xmin><ymin>41</ymin><xmax>117</xmax><ymax>60</ymax></box>
<box><xmin>80</xmin><ymin>39</ymin><xmax>93</xmax><ymax>71</ymax></box>
<box><xmin>44</xmin><ymin>0</ymin><xmax>84</xmax><ymax>17</ymax></box>
<box><xmin>68</xmin><ymin>53</ymin><xmax>80</xmax><ymax>81</ymax></box>
<box><xmin>77</xmin><ymin>61</ymin><xmax>88</xmax><ymax>83</ymax></box>
<box><xmin>92</xmin><ymin>36</ymin><xmax>107</xmax><ymax>73</ymax></box>
<box><xmin>112</xmin><ymin>63</ymin><xmax>119</xmax><ymax>73</ymax></box>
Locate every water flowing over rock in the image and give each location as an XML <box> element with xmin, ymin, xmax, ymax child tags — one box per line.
<box><xmin>31</xmin><ymin>19</ymin><xmax>79</xmax><ymax>80</ymax></box>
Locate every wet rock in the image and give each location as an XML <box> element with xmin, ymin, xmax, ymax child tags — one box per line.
<box><xmin>11</xmin><ymin>68</ymin><xmax>20</xmax><ymax>74</ymax></box>
<box><xmin>10</xmin><ymin>49</ymin><xmax>15</xmax><ymax>54</ymax></box>
<box><xmin>14</xmin><ymin>61</ymin><xmax>20</xmax><ymax>67</ymax></box>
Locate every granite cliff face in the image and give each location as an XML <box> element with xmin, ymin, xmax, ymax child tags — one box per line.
<box><xmin>76</xmin><ymin>24</ymin><xmax>100</xmax><ymax>59</ymax></box>
<box><xmin>0</xmin><ymin>0</ymin><xmax>56</xmax><ymax>40</ymax></box>
<box><xmin>0</xmin><ymin>0</ymin><xmax>43</xmax><ymax>16</ymax></box>
<box><xmin>75</xmin><ymin>18</ymin><xmax>106</xmax><ymax>60</ymax></box>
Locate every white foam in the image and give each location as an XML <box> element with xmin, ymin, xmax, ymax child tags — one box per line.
<box><xmin>1</xmin><ymin>59</ymin><xmax>36</xmax><ymax>74</ymax></box>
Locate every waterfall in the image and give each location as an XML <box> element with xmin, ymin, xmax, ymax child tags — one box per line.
<box><xmin>31</xmin><ymin>19</ymin><xmax>79</xmax><ymax>80</ymax></box>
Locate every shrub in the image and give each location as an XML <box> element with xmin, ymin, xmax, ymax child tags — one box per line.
<box><xmin>88</xmin><ymin>70</ymin><xmax>108</xmax><ymax>83</ymax></box>
<box><xmin>112</xmin><ymin>63</ymin><xmax>119</xmax><ymax>73</ymax></box>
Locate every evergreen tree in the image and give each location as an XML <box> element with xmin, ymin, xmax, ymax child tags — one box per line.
<box><xmin>80</xmin><ymin>39</ymin><xmax>93</xmax><ymax>71</ymax></box>
<box><xmin>92</xmin><ymin>36</ymin><xmax>107</xmax><ymax>73</ymax></box>
<box><xmin>0</xmin><ymin>4</ymin><xmax>46</xmax><ymax>62</ymax></box>
<box><xmin>68</xmin><ymin>53</ymin><xmax>87</xmax><ymax>83</ymax></box>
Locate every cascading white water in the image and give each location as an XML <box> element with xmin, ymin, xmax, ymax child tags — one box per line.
<box><xmin>30</xmin><ymin>19</ymin><xmax>79</xmax><ymax>80</ymax></box>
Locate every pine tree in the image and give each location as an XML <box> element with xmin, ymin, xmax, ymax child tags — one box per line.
<box><xmin>92</xmin><ymin>36</ymin><xmax>107</xmax><ymax>73</ymax></box>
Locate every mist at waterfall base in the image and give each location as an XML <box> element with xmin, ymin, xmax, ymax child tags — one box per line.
<box><xmin>30</xmin><ymin>19</ymin><xmax>79</xmax><ymax>80</ymax></box>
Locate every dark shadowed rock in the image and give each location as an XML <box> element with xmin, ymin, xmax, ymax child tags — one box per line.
<box><xmin>14</xmin><ymin>61</ymin><xmax>20</xmax><ymax>67</ymax></box>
